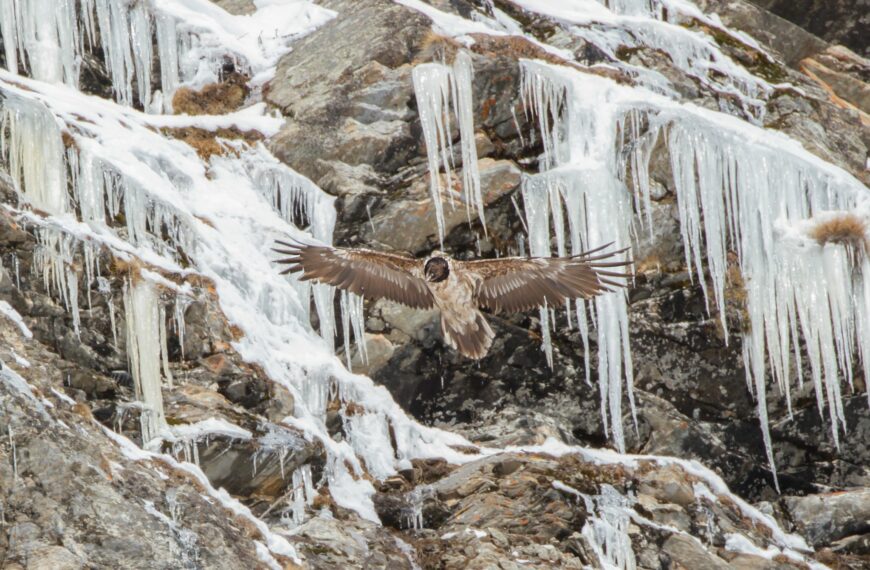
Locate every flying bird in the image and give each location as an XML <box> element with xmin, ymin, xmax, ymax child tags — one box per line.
<box><xmin>273</xmin><ymin>238</ymin><xmax>632</xmax><ymax>360</ymax></box>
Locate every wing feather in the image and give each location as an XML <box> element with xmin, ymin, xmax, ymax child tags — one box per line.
<box><xmin>464</xmin><ymin>245</ymin><xmax>633</xmax><ymax>314</ymax></box>
<box><xmin>273</xmin><ymin>238</ymin><xmax>435</xmax><ymax>309</ymax></box>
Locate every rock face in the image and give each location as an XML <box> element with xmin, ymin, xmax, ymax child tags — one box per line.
<box><xmin>747</xmin><ymin>0</ymin><xmax>869</xmax><ymax>58</ymax></box>
<box><xmin>1</xmin><ymin>0</ymin><xmax>869</xmax><ymax>569</ymax></box>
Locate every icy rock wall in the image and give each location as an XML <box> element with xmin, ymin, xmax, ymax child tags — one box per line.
<box><xmin>408</xmin><ymin>0</ymin><xmax>868</xmax><ymax>482</ymax></box>
<box><xmin>0</xmin><ymin>0</ymin><xmax>471</xmax><ymax>532</ymax></box>
<box><xmin>518</xmin><ymin>57</ymin><xmax>868</xmax><ymax>483</ymax></box>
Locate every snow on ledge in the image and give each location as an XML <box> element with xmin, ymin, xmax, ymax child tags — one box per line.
<box><xmin>0</xmin><ymin>300</ymin><xmax>33</xmax><ymax>339</ymax></box>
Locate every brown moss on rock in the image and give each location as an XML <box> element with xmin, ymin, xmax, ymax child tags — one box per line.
<box><xmin>172</xmin><ymin>73</ymin><xmax>250</xmax><ymax>115</ymax></box>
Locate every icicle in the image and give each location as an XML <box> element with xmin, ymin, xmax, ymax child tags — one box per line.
<box><xmin>349</xmin><ymin>292</ymin><xmax>367</xmax><ymax>365</ymax></box>
<box><xmin>31</xmin><ymin>228</ymin><xmax>82</xmax><ymax>337</ymax></box>
<box><xmin>159</xmin><ymin>303</ymin><xmax>174</xmax><ymax>390</ymax></box>
<box><xmin>581</xmin><ymin>484</ymin><xmax>637</xmax><ymax>570</ymax></box>
<box><xmin>450</xmin><ymin>50</ymin><xmax>485</xmax><ymax>235</ymax></box>
<box><xmin>173</xmin><ymin>297</ymin><xmax>189</xmax><ymax>361</ymax></box>
<box><xmin>93</xmin><ymin>0</ymin><xmax>136</xmax><ymax>106</ymax></box>
<box><xmin>124</xmin><ymin>278</ymin><xmax>168</xmax><ymax>444</ymax></box>
<box><xmin>0</xmin><ymin>89</ymin><xmax>69</xmax><ymax>215</ymax></box>
<box><xmin>12</xmin><ymin>254</ymin><xmax>21</xmax><ymax>289</ymax></box>
<box><xmin>155</xmin><ymin>14</ymin><xmax>180</xmax><ymax>112</ymax></box>
<box><xmin>129</xmin><ymin>2</ymin><xmax>153</xmax><ymax>110</ymax></box>
<box><xmin>8</xmin><ymin>426</ymin><xmax>18</xmax><ymax>483</ymax></box>
<box><xmin>413</xmin><ymin>62</ymin><xmax>453</xmax><ymax>245</ymax></box>
<box><xmin>412</xmin><ymin>51</ymin><xmax>484</xmax><ymax>245</ymax></box>
<box><xmin>0</xmin><ymin>0</ymin><xmax>80</xmax><ymax>85</ymax></box>
<box><xmin>340</xmin><ymin>290</ymin><xmax>353</xmax><ymax>369</ymax></box>
<box><xmin>403</xmin><ymin>485</ymin><xmax>431</xmax><ymax>531</ymax></box>
<box><xmin>519</xmin><ymin>61</ymin><xmax>636</xmax><ymax>452</ymax></box>
<box><xmin>522</xmin><ymin>175</ymin><xmax>554</xmax><ymax>367</ymax></box>
<box><xmin>284</xmin><ymin>465</ymin><xmax>315</xmax><ymax>526</ymax></box>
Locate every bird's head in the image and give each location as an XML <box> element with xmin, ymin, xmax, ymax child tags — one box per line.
<box><xmin>424</xmin><ymin>256</ymin><xmax>450</xmax><ymax>283</ymax></box>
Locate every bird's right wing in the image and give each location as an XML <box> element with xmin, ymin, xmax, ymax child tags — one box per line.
<box><xmin>462</xmin><ymin>243</ymin><xmax>632</xmax><ymax>314</ymax></box>
<box><xmin>272</xmin><ymin>238</ymin><xmax>435</xmax><ymax>309</ymax></box>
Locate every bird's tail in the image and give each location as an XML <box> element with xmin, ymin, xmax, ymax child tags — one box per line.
<box><xmin>440</xmin><ymin>310</ymin><xmax>494</xmax><ymax>360</ymax></box>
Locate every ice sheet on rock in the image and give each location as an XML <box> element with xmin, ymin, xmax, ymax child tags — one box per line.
<box><xmin>144</xmin><ymin>499</ymin><xmax>201</xmax><ymax>565</ymax></box>
<box><xmin>581</xmin><ymin>484</ymin><xmax>637</xmax><ymax>570</ymax></box>
<box><xmin>518</xmin><ymin>437</ymin><xmax>812</xmax><ymax>554</ymax></box>
<box><xmin>508</xmin><ymin>0</ymin><xmax>773</xmax><ymax>119</ymax></box>
<box><xmin>168</xmin><ymin>418</ymin><xmax>253</xmax><ymax>441</ymax></box>
<box><xmin>396</xmin><ymin>0</ymin><xmax>499</xmax><ymax>40</ymax></box>
<box><xmin>102</xmin><ymin>427</ymin><xmax>301</xmax><ymax>565</ymax></box>
<box><xmin>0</xmin><ymin>361</ymin><xmax>40</xmax><ymax>404</ymax></box>
<box><xmin>165</xmin><ymin>418</ymin><xmax>252</xmax><ymax>466</ymax></box>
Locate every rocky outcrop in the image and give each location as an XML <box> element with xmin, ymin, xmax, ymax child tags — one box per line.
<box><xmin>747</xmin><ymin>0</ymin><xmax>869</xmax><ymax>58</ymax></box>
<box><xmin>0</xmin><ymin>283</ymin><xmax>272</xmax><ymax>568</ymax></box>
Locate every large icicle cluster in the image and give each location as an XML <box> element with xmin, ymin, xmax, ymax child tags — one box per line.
<box><xmin>0</xmin><ymin>0</ymin><xmax>334</xmax><ymax>111</ymax></box>
<box><xmin>520</xmin><ymin>61</ymin><xmax>638</xmax><ymax>453</ymax></box>
<box><xmin>412</xmin><ymin>50</ymin><xmax>484</xmax><ymax>244</ymax></box>
<box><xmin>517</xmin><ymin>57</ymin><xmax>868</xmax><ymax>483</ymax></box>
<box><xmin>497</xmin><ymin>0</ymin><xmax>773</xmax><ymax>120</ymax></box>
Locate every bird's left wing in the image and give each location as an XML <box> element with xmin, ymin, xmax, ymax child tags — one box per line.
<box><xmin>462</xmin><ymin>244</ymin><xmax>632</xmax><ymax>314</ymax></box>
<box><xmin>273</xmin><ymin>238</ymin><xmax>435</xmax><ymax>309</ymax></box>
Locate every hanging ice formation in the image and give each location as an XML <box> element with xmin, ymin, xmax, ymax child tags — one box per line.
<box><xmin>517</xmin><ymin>56</ymin><xmax>869</xmax><ymax>483</ymax></box>
<box><xmin>0</xmin><ymin>0</ymin><xmax>331</xmax><ymax>112</ymax></box>
<box><xmin>122</xmin><ymin>279</ymin><xmax>169</xmax><ymax>443</ymax></box>
<box><xmin>412</xmin><ymin>50</ymin><xmax>484</xmax><ymax>244</ymax></box>
<box><xmin>519</xmin><ymin>61</ymin><xmax>638</xmax><ymax>454</ymax></box>
<box><xmin>582</xmin><ymin>484</ymin><xmax>638</xmax><ymax>570</ymax></box>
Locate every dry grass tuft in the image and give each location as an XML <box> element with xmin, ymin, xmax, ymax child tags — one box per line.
<box><xmin>61</xmin><ymin>131</ymin><xmax>78</xmax><ymax>150</ymax></box>
<box><xmin>172</xmin><ymin>73</ymin><xmax>250</xmax><ymax>116</ymax></box>
<box><xmin>163</xmin><ymin>126</ymin><xmax>263</xmax><ymax>161</ymax></box>
<box><xmin>111</xmin><ymin>255</ymin><xmax>145</xmax><ymax>280</ymax></box>
<box><xmin>809</xmin><ymin>212</ymin><xmax>869</xmax><ymax>251</ymax></box>
<box><xmin>415</xmin><ymin>30</ymin><xmax>462</xmax><ymax>63</ymax></box>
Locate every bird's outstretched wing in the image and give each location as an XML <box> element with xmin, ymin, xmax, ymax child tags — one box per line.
<box><xmin>462</xmin><ymin>243</ymin><xmax>633</xmax><ymax>314</ymax></box>
<box><xmin>273</xmin><ymin>238</ymin><xmax>435</xmax><ymax>309</ymax></box>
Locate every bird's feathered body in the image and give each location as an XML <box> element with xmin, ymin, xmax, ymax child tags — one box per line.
<box><xmin>426</xmin><ymin>256</ymin><xmax>494</xmax><ymax>359</ymax></box>
<box><xmin>273</xmin><ymin>238</ymin><xmax>632</xmax><ymax>360</ymax></box>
